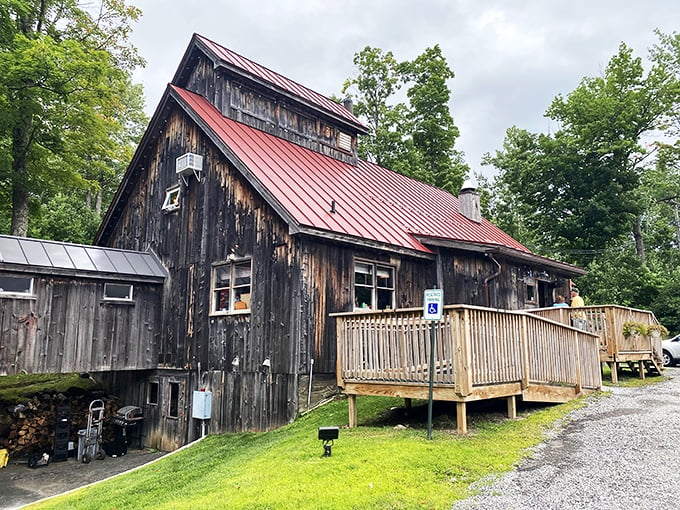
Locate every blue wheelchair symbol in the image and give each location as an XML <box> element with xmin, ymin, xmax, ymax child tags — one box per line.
<box><xmin>428</xmin><ymin>303</ymin><xmax>439</xmax><ymax>315</ymax></box>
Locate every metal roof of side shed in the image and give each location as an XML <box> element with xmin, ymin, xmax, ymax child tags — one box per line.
<box><xmin>0</xmin><ymin>235</ymin><xmax>167</xmax><ymax>279</ymax></box>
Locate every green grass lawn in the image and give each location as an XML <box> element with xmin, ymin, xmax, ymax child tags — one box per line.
<box><xmin>27</xmin><ymin>395</ymin><xmax>591</xmax><ymax>510</ymax></box>
<box><xmin>23</xmin><ymin>369</ymin><xmax>668</xmax><ymax>510</ymax></box>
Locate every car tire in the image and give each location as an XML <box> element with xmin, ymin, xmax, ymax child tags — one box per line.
<box><xmin>663</xmin><ymin>350</ymin><xmax>674</xmax><ymax>367</ymax></box>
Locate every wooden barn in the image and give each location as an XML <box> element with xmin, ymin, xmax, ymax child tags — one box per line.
<box><xmin>1</xmin><ymin>34</ymin><xmax>591</xmax><ymax>451</ymax></box>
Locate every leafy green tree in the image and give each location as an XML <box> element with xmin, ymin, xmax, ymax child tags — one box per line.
<box><xmin>401</xmin><ymin>45</ymin><xmax>466</xmax><ymax>192</ymax></box>
<box><xmin>30</xmin><ymin>192</ymin><xmax>101</xmax><ymax>244</ymax></box>
<box><xmin>342</xmin><ymin>45</ymin><xmax>467</xmax><ymax>192</ymax></box>
<box><xmin>341</xmin><ymin>47</ymin><xmax>415</xmax><ymax>172</ymax></box>
<box><xmin>486</xmin><ymin>38</ymin><xmax>679</xmax><ymax>267</ymax></box>
<box><xmin>0</xmin><ymin>0</ymin><xmax>145</xmax><ymax>237</ymax></box>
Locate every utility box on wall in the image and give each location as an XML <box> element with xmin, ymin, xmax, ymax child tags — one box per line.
<box><xmin>192</xmin><ymin>391</ymin><xmax>212</xmax><ymax>419</ymax></box>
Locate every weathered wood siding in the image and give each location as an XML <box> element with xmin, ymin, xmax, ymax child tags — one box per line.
<box><xmin>181</xmin><ymin>53</ymin><xmax>358</xmax><ymax>164</ymax></box>
<box><xmin>0</xmin><ymin>275</ymin><xmax>162</xmax><ymax>376</ymax></box>
<box><xmin>439</xmin><ymin>250</ymin><xmax>570</xmax><ymax>309</ymax></box>
<box><xmin>100</xmin><ymin>106</ymin><xmax>303</xmax><ymax>436</ymax></box>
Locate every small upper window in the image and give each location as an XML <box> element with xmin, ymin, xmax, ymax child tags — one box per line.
<box><xmin>0</xmin><ymin>275</ymin><xmax>34</xmax><ymax>297</ymax></box>
<box><xmin>162</xmin><ymin>186</ymin><xmax>181</xmax><ymax>212</ymax></box>
<box><xmin>104</xmin><ymin>283</ymin><xmax>134</xmax><ymax>301</ymax></box>
<box><xmin>211</xmin><ymin>260</ymin><xmax>252</xmax><ymax>314</ymax></box>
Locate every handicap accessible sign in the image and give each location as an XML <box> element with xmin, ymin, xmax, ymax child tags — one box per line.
<box><xmin>423</xmin><ymin>289</ymin><xmax>443</xmax><ymax>321</ymax></box>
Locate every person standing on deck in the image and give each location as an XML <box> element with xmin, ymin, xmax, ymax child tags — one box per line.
<box><xmin>553</xmin><ymin>295</ymin><xmax>569</xmax><ymax>307</ymax></box>
<box><xmin>570</xmin><ymin>288</ymin><xmax>585</xmax><ymax>308</ymax></box>
<box><xmin>570</xmin><ymin>288</ymin><xmax>586</xmax><ymax>329</ymax></box>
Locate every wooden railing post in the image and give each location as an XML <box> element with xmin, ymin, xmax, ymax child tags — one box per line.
<box><xmin>336</xmin><ymin>317</ymin><xmax>344</xmax><ymax>388</ymax></box>
<box><xmin>454</xmin><ymin>309</ymin><xmax>472</xmax><ymax>396</ymax></box>
<box><xmin>574</xmin><ymin>330</ymin><xmax>582</xmax><ymax>394</ymax></box>
<box><xmin>520</xmin><ymin>314</ymin><xmax>530</xmax><ymax>390</ymax></box>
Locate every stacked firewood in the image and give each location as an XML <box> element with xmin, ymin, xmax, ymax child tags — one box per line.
<box><xmin>0</xmin><ymin>390</ymin><xmax>120</xmax><ymax>458</ymax></box>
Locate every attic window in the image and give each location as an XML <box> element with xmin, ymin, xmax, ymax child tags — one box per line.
<box><xmin>337</xmin><ymin>132</ymin><xmax>352</xmax><ymax>152</ymax></box>
<box><xmin>0</xmin><ymin>275</ymin><xmax>34</xmax><ymax>297</ymax></box>
<box><xmin>104</xmin><ymin>283</ymin><xmax>134</xmax><ymax>302</ymax></box>
<box><xmin>162</xmin><ymin>186</ymin><xmax>181</xmax><ymax>212</ymax></box>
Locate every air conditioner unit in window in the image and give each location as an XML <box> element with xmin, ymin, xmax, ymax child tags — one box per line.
<box><xmin>176</xmin><ymin>152</ymin><xmax>204</xmax><ymax>185</ymax></box>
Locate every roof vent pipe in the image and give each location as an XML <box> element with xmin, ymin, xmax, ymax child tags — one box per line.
<box><xmin>458</xmin><ymin>179</ymin><xmax>482</xmax><ymax>223</ymax></box>
<box><xmin>342</xmin><ymin>97</ymin><xmax>354</xmax><ymax>114</ymax></box>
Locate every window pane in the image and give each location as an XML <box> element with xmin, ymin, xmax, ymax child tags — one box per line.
<box><xmin>376</xmin><ymin>266</ymin><xmax>394</xmax><ymax>289</ymax></box>
<box><xmin>377</xmin><ymin>288</ymin><xmax>393</xmax><ymax>310</ymax></box>
<box><xmin>215</xmin><ymin>289</ymin><xmax>229</xmax><ymax>311</ymax></box>
<box><xmin>355</xmin><ymin>286</ymin><xmax>372</xmax><ymax>309</ymax></box>
<box><xmin>215</xmin><ymin>266</ymin><xmax>230</xmax><ymax>288</ymax></box>
<box><xmin>104</xmin><ymin>283</ymin><xmax>133</xmax><ymax>300</ymax></box>
<box><xmin>234</xmin><ymin>262</ymin><xmax>251</xmax><ymax>286</ymax></box>
<box><xmin>354</xmin><ymin>262</ymin><xmax>373</xmax><ymax>286</ymax></box>
<box><xmin>0</xmin><ymin>275</ymin><xmax>33</xmax><ymax>294</ymax></box>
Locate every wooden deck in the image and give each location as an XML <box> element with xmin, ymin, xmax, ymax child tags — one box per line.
<box><xmin>332</xmin><ymin>305</ymin><xmax>602</xmax><ymax>434</ymax></box>
<box><xmin>528</xmin><ymin>305</ymin><xmax>664</xmax><ymax>383</ymax></box>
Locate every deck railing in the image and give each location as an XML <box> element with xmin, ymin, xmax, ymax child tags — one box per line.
<box><xmin>528</xmin><ymin>305</ymin><xmax>662</xmax><ymax>360</ymax></box>
<box><xmin>334</xmin><ymin>305</ymin><xmax>601</xmax><ymax>398</ymax></box>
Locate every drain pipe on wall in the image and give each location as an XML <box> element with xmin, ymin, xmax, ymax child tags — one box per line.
<box><xmin>483</xmin><ymin>253</ymin><xmax>502</xmax><ymax>308</ymax></box>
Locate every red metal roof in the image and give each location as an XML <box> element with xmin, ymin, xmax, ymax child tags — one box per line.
<box><xmin>194</xmin><ymin>34</ymin><xmax>367</xmax><ymax>132</ymax></box>
<box><xmin>172</xmin><ymin>85</ymin><xmax>531</xmax><ymax>256</ymax></box>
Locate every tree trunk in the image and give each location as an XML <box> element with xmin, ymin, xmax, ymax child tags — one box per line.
<box><xmin>96</xmin><ymin>189</ymin><xmax>103</xmax><ymax>216</ymax></box>
<box><xmin>634</xmin><ymin>216</ymin><xmax>645</xmax><ymax>264</ymax></box>
<box><xmin>10</xmin><ymin>104</ymin><xmax>33</xmax><ymax>237</ymax></box>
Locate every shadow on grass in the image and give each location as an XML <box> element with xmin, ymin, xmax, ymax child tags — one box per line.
<box><xmin>360</xmin><ymin>398</ymin><xmax>556</xmax><ymax>432</ymax></box>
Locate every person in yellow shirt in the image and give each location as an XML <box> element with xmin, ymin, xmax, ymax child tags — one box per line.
<box><xmin>570</xmin><ymin>288</ymin><xmax>585</xmax><ymax>307</ymax></box>
<box><xmin>570</xmin><ymin>288</ymin><xmax>586</xmax><ymax>329</ymax></box>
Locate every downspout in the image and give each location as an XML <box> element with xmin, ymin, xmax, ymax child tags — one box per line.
<box><xmin>483</xmin><ymin>253</ymin><xmax>502</xmax><ymax>308</ymax></box>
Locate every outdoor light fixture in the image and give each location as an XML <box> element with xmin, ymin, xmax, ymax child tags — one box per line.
<box><xmin>318</xmin><ymin>426</ymin><xmax>339</xmax><ymax>457</ymax></box>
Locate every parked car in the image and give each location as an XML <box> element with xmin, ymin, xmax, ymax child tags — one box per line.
<box><xmin>662</xmin><ymin>335</ymin><xmax>680</xmax><ymax>367</ymax></box>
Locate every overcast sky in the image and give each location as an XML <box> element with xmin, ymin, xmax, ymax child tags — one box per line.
<box><xmin>128</xmin><ymin>0</ymin><xmax>679</xmax><ymax>177</ymax></box>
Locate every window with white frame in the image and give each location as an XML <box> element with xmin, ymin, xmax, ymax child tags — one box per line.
<box><xmin>162</xmin><ymin>186</ymin><xmax>181</xmax><ymax>212</ymax></box>
<box><xmin>211</xmin><ymin>259</ymin><xmax>252</xmax><ymax>314</ymax></box>
<box><xmin>0</xmin><ymin>275</ymin><xmax>34</xmax><ymax>297</ymax></box>
<box><xmin>354</xmin><ymin>260</ymin><xmax>395</xmax><ymax>310</ymax></box>
<box><xmin>103</xmin><ymin>283</ymin><xmax>134</xmax><ymax>302</ymax></box>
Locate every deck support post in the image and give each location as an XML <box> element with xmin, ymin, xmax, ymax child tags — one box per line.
<box><xmin>456</xmin><ymin>402</ymin><xmax>467</xmax><ymax>434</ymax></box>
<box><xmin>348</xmin><ymin>394</ymin><xmax>357</xmax><ymax>428</ymax></box>
<box><xmin>404</xmin><ymin>398</ymin><xmax>412</xmax><ymax>415</ymax></box>
<box><xmin>638</xmin><ymin>361</ymin><xmax>645</xmax><ymax>380</ymax></box>
<box><xmin>609</xmin><ymin>361</ymin><xmax>619</xmax><ymax>384</ymax></box>
<box><xmin>506</xmin><ymin>395</ymin><xmax>516</xmax><ymax>419</ymax></box>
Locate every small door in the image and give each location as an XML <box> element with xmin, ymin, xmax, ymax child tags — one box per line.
<box><xmin>144</xmin><ymin>373</ymin><xmax>188</xmax><ymax>451</ymax></box>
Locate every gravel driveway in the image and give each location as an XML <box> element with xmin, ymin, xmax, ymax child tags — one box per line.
<box><xmin>453</xmin><ymin>367</ymin><xmax>680</xmax><ymax>510</ymax></box>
